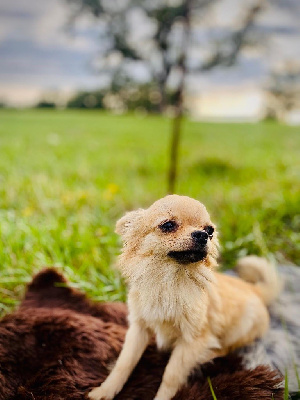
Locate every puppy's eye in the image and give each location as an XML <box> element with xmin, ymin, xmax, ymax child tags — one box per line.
<box><xmin>159</xmin><ymin>220</ymin><xmax>178</xmax><ymax>233</ymax></box>
<box><xmin>204</xmin><ymin>225</ymin><xmax>214</xmax><ymax>238</ymax></box>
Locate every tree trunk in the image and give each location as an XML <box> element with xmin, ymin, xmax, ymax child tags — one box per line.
<box><xmin>168</xmin><ymin>112</ymin><xmax>182</xmax><ymax>193</ymax></box>
<box><xmin>167</xmin><ymin>0</ymin><xmax>191</xmax><ymax>194</ymax></box>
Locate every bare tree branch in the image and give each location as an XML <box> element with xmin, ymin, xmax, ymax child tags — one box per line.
<box><xmin>201</xmin><ymin>2</ymin><xmax>264</xmax><ymax>71</ymax></box>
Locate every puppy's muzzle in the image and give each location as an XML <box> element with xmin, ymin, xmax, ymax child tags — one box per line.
<box><xmin>191</xmin><ymin>230</ymin><xmax>208</xmax><ymax>246</ymax></box>
<box><xmin>168</xmin><ymin>231</ymin><xmax>208</xmax><ymax>264</ymax></box>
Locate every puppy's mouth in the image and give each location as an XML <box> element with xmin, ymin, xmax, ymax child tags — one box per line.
<box><xmin>168</xmin><ymin>248</ymin><xmax>207</xmax><ymax>264</ymax></box>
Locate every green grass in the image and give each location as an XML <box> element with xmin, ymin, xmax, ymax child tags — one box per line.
<box><xmin>0</xmin><ymin>109</ymin><xmax>299</xmax><ymax>314</ymax></box>
<box><xmin>207</xmin><ymin>376</ymin><xmax>218</xmax><ymax>399</ymax></box>
<box><xmin>285</xmin><ymin>371</ymin><xmax>289</xmax><ymax>400</ymax></box>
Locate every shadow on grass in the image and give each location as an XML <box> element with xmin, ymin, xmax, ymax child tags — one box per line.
<box><xmin>188</xmin><ymin>158</ymin><xmax>247</xmax><ymax>182</ymax></box>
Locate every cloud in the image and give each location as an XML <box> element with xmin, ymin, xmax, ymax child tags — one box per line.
<box><xmin>0</xmin><ymin>0</ymin><xmax>103</xmax><ymax>105</ymax></box>
<box><xmin>0</xmin><ymin>0</ymin><xmax>101</xmax><ymax>52</ymax></box>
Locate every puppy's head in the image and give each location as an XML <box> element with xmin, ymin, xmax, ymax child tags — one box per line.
<box><xmin>116</xmin><ymin>195</ymin><xmax>219</xmax><ymax>269</ymax></box>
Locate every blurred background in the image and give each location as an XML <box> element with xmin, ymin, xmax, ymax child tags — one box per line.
<box><xmin>0</xmin><ymin>0</ymin><xmax>299</xmax><ymax>312</ymax></box>
<box><xmin>1</xmin><ymin>0</ymin><xmax>300</xmax><ymax>121</ymax></box>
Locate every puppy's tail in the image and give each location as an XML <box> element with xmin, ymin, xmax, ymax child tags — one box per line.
<box><xmin>236</xmin><ymin>256</ymin><xmax>282</xmax><ymax>305</ymax></box>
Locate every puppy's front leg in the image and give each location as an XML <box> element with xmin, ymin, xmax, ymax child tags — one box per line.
<box><xmin>89</xmin><ymin>321</ymin><xmax>150</xmax><ymax>400</ymax></box>
<box><xmin>154</xmin><ymin>337</ymin><xmax>214</xmax><ymax>400</ymax></box>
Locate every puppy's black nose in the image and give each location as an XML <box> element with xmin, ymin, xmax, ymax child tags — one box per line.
<box><xmin>191</xmin><ymin>230</ymin><xmax>208</xmax><ymax>245</ymax></box>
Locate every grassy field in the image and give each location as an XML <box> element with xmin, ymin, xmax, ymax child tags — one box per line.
<box><xmin>0</xmin><ymin>109</ymin><xmax>299</xmax><ymax>315</ymax></box>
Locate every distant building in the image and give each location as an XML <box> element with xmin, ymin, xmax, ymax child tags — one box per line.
<box><xmin>282</xmin><ymin>109</ymin><xmax>300</xmax><ymax>126</ymax></box>
<box><xmin>186</xmin><ymin>86</ymin><xmax>267</xmax><ymax>123</ymax></box>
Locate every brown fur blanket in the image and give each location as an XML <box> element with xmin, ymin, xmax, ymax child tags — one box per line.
<box><xmin>0</xmin><ymin>268</ymin><xmax>284</xmax><ymax>400</ymax></box>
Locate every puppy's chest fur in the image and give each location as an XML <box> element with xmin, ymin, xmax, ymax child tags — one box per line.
<box><xmin>128</xmin><ymin>266</ymin><xmax>212</xmax><ymax>348</ymax></box>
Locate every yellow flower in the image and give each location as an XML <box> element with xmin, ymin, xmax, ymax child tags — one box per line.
<box><xmin>103</xmin><ymin>183</ymin><xmax>119</xmax><ymax>200</ymax></box>
<box><xmin>61</xmin><ymin>192</ymin><xmax>73</xmax><ymax>205</ymax></box>
<box><xmin>78</xmin><ymin>190</ymin><xmax>89</xmax><ymax>201</ymax></box>
<box><xmin>22</xmin><ymin>206</ymin><xmax>34</xmax><ymax>217</ymax></box>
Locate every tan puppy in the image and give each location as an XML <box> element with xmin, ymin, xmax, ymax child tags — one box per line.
<box><xmin>89</xmin><ymin>195</ymin><xmax>281</xmax><ymax>400</ymax></box>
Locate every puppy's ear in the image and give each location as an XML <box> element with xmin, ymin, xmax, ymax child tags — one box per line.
<box><xmin>115</xmin><ymin>209</ymin><xmax>145</xmax><ymax>236</ymax></box>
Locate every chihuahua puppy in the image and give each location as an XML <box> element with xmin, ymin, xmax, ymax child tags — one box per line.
<box><xmin>89</xmin><ymin>195</ymin><xmax>281</xmax><ymax>400</ymax></box>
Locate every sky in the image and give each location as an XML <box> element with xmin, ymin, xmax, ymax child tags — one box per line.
<box><xmin>0</xmin><ymin>0</ymin><xmax>300</xmax><ymax>106</ymax></box>
<box><xmin>0</xmin><ymin>0</ymin><xmax>103</xmax><ymax>105</ymax></box>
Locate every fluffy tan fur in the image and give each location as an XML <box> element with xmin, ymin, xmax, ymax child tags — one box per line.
<box><xmin>89</xmin><ymin>195</ymin><xmax>281</xmax><ymax>400</ymax></box>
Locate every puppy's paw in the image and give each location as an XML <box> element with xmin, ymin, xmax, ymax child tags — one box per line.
<box><xmin>88</xmin><ymin>383</ymin><xmax>118</xmax><ymax>400</ymax></box>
